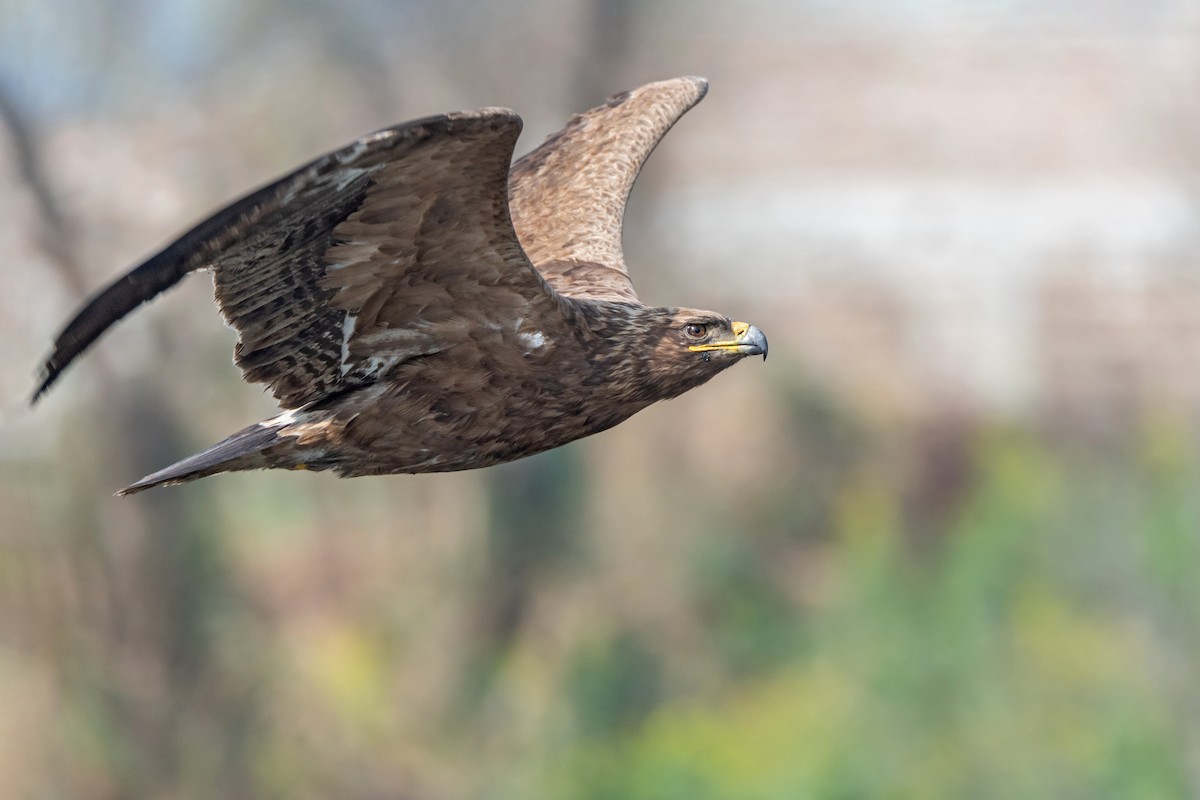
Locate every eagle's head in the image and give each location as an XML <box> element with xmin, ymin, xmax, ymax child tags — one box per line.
<box><xmin>580</xmin><ymin>303</ymin><xmax>767</xmax><ymax>405</ymax></box>
<box><xmin>651</xmin><ymin>308</ymin><xmax>767</xmax><ymax>397</ymax></box>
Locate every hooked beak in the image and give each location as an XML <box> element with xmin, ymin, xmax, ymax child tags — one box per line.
<box><xmin>688</xmin><ymin>321</ymin><xmax>768</xmax><ymax>361</ymax></box>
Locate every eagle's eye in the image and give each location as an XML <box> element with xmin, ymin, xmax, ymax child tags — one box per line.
<box><xmin>684</xmin><ymin>323</ymin><xmax>708</xmax><ymax>339</ymax></box>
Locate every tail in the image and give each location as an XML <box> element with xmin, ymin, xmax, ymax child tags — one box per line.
<box><xmin>118</xmin><ymin>420</ymin><xmax>285</xmax><ymax>496</ymax></box>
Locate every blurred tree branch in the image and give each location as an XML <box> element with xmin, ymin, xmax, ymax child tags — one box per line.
<box><xmin>0</xmin><ymin>77</ymin><xmax>262</xmax><ymax>798</ymax></box>
<box><xmin>0</xmin><ymin>81</ymin><xmax>81</xmax><ymax>290</ymax></box>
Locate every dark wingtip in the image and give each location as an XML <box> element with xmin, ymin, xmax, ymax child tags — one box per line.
<box><xmin>28</xmin><ymin>239</ymin><xmax>202</xmax><ymax>407</ymax></box>
<box><xmin>30</xmin><ymin>360</ymin><xmax>59</xmax><ymax>406</ymax></box>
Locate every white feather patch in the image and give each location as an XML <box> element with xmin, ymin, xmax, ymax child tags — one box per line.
<box><xmin>339</xmin><ymin>312</ymin><xmax>357</xmax><ymax>376</ymax></box>
<box><xmin>519</xmin><ymin>330</ymin><xmax>547</xmax><ymax>352</ymax></box>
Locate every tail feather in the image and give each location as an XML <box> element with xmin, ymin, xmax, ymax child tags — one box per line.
<box><xmin>118</xmin><ymin>421</ymin><xmax>284</xmax><ymax>496</ymax></box>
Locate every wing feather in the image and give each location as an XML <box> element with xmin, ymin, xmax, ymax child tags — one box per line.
<box><xmin>507</xmin><ymin>76</ymin><xmax>708</xmax><ymax>303</ymax></box>
<box><xmin>35</xmin><ymin>109</ymin><xmax>562</xmax><ymax>410</ymax></box>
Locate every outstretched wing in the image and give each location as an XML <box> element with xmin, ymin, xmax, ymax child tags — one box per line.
<box><xmin>35</xmin><ymin>109</ymin><xmax>561</xmax><ymax>409</ymax></box>
<box><xmin>507</xmin><ymin>76</ymin><xmax>708</xmax><ymax>303</ymax></box>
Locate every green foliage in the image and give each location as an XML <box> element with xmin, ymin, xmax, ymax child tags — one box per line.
<box><xmin>541</xmin><ymin>428</ymin><xmax>1198</xmax><ymax>800</ymax></box>
<box><xmin>566</xmin><ymin>631</ymin><xmax>662</xmax><ymax>738</ymax></box>
<box><xmin>690</xmin><ymin>535</ymin><xmax>804</xmax><ymax>674</ymax></box>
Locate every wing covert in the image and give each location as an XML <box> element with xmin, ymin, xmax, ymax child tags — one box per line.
<box><xmin>507</xmin><ymin>76</ymin><xmax>708</xmax><ymax>303</ymax></box>
<box><xmin>213</xmin><ymin>109</ymin><xmax>559</xmax><ymax>408</ymax></box>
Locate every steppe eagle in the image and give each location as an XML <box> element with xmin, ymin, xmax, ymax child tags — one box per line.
<box><xmin>33</xmin><ymin>76</ymin><xmax>767</xmax><ymax>494</ymax></box>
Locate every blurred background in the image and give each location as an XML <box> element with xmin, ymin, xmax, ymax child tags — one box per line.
<box><xmin>3</xmin><ymin>0</ymin><xmax>1200</xmax><ymax>797</ymax></box>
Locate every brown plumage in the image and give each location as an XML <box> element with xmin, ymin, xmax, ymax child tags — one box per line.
<box><xmin>32</xmin><ymin>76</ymin><xmax>767</xmax><ymax>495</ymax></box>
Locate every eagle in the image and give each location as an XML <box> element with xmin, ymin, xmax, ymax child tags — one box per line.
<box><xmin>33</xmin><ymin>76</ymin><xmax>767</xmax><ymax>495</ymax></box>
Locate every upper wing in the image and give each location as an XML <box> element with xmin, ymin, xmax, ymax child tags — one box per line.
<box><xmin>507</xmin><ymin>76</ymin><xmax>708</xmax><ymax>303</ymax></box>
<box><xmin>34</xmin><ymin>109</ymin><xmax>564</xmax><ymax>409</ymax></box>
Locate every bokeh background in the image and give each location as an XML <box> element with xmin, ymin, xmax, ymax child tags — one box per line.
<box><xmin>3</xmin><ymin>1</ymin><xmax>1200</xmax><ymax>797</ymax></box>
